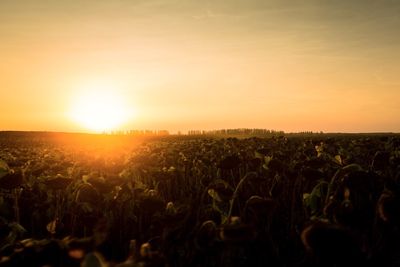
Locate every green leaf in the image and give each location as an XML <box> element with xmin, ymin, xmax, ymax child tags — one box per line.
<box><xmin>342</xmin><ymin>163</ymin><xmax>363</xmax><ymax>173</ymax></box>
<box><xmin>304</xmin><ymin>182</ymin><xmax>328</xmax><ymax>216</ymax></box>
<box><xmin>81</xmin><ymin>202</ymin><xmax>94</xmax><ymax>213</ymax></box>
<box><xmin>264</xmin><ymin>156</ymin><xmax>272</xmax><ymax>165</ymax></box>
<box><xmin>254</xmin><ymin>151</ymin><xmax>264</xmax><ymax>159</ymax></box>
<box><xmin>0</xmin><ymin>160</ymin><xmax>10</xmax><ymax>179</ymax></box>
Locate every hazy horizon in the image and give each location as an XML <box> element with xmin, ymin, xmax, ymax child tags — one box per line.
<box><xmin>1</xmin><ymin>0</ymin><xmax>400</xmax><ymax>134</ymax></box>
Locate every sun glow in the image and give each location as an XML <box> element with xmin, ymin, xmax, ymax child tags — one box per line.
<box><xmin>70</xmin><ymin>85</ymin><xmax>133</xmax><ymax>132</ymax></box>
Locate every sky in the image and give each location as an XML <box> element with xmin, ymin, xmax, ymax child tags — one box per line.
<box><xmin>0</xmin><ymin>0</ymin><xmax>399</xmax><ymax>133</ymax></box>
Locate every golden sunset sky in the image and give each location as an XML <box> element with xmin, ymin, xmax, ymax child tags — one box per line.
<box><xmin>1</xmin><ymin>0</ymin><xmax>399</xmax><ymax>133</ymax></box>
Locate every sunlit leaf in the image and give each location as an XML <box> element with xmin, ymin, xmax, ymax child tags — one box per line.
<box><xmin>334</xmin><ymin>155</ymin><xmax>342</xmax><ymax>165</ymax></box>
<box><xmin>46</xmin><ymin>219</ymin><xmax>57</xmax><ymax>234</ymax></box>
<box><xmin>208</xmin><ymin>189</ymin><xmax>222</xmax><ymax>202</ymax></box>
<box><xmin>315</xmin><ymin>143</ymin><xmax>324</xmax><ymax>157</ymax></box>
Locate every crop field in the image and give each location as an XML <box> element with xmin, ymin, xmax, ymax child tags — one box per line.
<box><xmin>0</xmin><ymin>132</ymin><xmax>399</xmax><ymax>267</ymax></box>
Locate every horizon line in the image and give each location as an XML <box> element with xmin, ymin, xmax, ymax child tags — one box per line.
<box><xmin>0</xmin><ymin>129</ymin><xmax>398</xmax><ymax>136</ymax></box>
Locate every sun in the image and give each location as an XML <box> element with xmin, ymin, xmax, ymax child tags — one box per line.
<box><xmin>70</xmin><ymin>87</ymin><xmax>132</xmax><ymax>132</ymax></box>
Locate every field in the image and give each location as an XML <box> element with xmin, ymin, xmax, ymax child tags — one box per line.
<box><xmin>0</xmin><ymin>131</ymin><xmax>399</xmax><ymax>267</ymax></box>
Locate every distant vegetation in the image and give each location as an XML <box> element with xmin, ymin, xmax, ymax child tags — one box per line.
<box><xmin>105</xmin><ymin>128</ymin><xmax>287</xmax><ymax>137</ymax></box>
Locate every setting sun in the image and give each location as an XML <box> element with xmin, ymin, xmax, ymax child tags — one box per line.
<box><xmin>69</xmin><ymin>87</ymin><xmax>132</xmax><ymax>132</ymax></box>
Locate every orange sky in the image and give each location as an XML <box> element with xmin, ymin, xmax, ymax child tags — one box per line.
<box><xmin>1</xmin><ymin>0</ymin><xmax>399</xmax><ymax>133</ymax></box>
